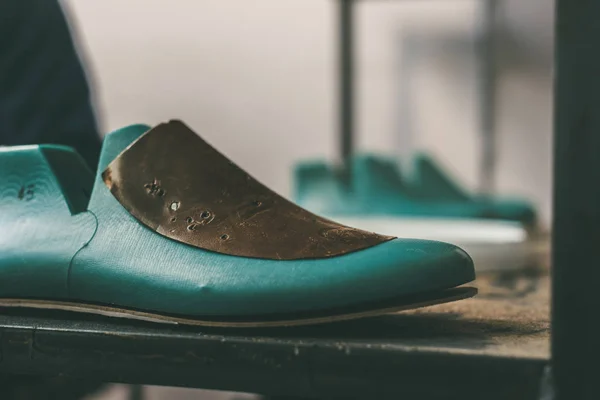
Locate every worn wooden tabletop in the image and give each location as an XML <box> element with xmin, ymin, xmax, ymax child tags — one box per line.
<box><xmin>0</xmin><ymin>266</ymin><xmax>549</xmax><ymax>400</ymax></box>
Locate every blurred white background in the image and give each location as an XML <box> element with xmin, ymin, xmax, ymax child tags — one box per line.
<box><xmin>63</xmin><ymin>1</ymin><xmax>553</xmax><ymax>398</ymax></box>
<box><xmin>61</xmin><ymin>0</ymin><xmax>553</xmax><ymax>227</ymax></box>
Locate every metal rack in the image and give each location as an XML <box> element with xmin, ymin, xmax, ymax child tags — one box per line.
<box><xmin>336</xmin><ymin>0</ymin><xmax>500</xmax><ymax>193</ymax></box>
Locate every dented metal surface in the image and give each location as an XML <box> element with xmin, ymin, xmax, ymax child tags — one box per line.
<box><xmin>102</xmin><ymin>120</ymin><xmax>393</xmax><ymax>260</ymax></box>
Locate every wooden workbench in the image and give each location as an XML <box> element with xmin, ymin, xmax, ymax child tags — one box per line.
<box><xmin>0</xmin><ymin>266</ymin><xmax>549</xmax><ymax>399</ymax></box>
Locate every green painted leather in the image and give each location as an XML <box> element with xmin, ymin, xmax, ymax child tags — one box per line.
<box><xmin>0</xmin><ymin>146</ymin><xmax>96</xmax><ymax>298</ymax></box>
<box><xmin>0</xmin><ymin>126</ymin><xmax>474</xmax><ymax>317</ymax></box>
<box><xmin>294</xmin><ymin>154</ymin><xmax>536</xmax><ymax>224</ymax></box>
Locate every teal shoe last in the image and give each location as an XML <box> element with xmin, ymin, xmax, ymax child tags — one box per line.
<box><xmin>294</xmin><ymin>154</ymin><xmax>536</xmax><ymax>225</ymax></box>
<box><xmin>0</xmin><ymin>121</ymin><xmax>475</xmax><ymax>327</ymax></box>
<box><xmin>410</xmin><ymin>153</ymin><xmax>537</xmax><ymax>225</ymax></box>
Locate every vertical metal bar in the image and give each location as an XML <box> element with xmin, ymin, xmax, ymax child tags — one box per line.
<box><xmin>338</xmin><ymin>0</ymin><xmax>354</xmax><ymax>184</ymax></box>
<box><xmin>476</xmin><ymin>0</ymin><xmax>498</xmax><ymax>195</ymax></box>
<box><xmin>553</xmin><ymin>1</ymin><xmax>600</xmax><ymax>399</ymax></box>
<box><xmin>396</xmin><ymin>34</ymin><xmax>416</xmax><ymax>173</ymax></box>
<box><xmin>129</xmin><ymin>385</ymin><xmax>144</xmax><ymax>400</ymax></box>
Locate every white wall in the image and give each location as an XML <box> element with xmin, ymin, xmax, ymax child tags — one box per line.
<box><xmin>62</xmin><ymin>0</ymin><xmax>554</xmax><ymax>225</ymax></box>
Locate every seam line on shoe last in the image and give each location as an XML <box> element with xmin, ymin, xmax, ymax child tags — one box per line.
<box><xmin>67</xmin><ymin>210</ymin><xmax>99</xmax><ymax>297</ymax></box>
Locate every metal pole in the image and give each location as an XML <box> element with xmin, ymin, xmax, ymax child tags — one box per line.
<box><xmin>553</xmin><ymin>1</ymin><xmax>600</xmax><ymax>398</ymax></box>
<box><xmin>476</xmin><ymin>0</ymin><xmax>498</xmax><ymax>195</ymax></box>
<box><xmin>129</xmin><ymin>385</ymin><xmax>144</xmax><ymax>400</ymax></box>
<box><xmin>338</xmin><ymin>0</ymin><xmax>354</xmax><ymax>184</ymax></box>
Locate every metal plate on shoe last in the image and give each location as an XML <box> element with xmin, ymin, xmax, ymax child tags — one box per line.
<box><xmin>102</xmin><ymin>120</ymin><xmax>394</xmax><ymax>260</ymax></box>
